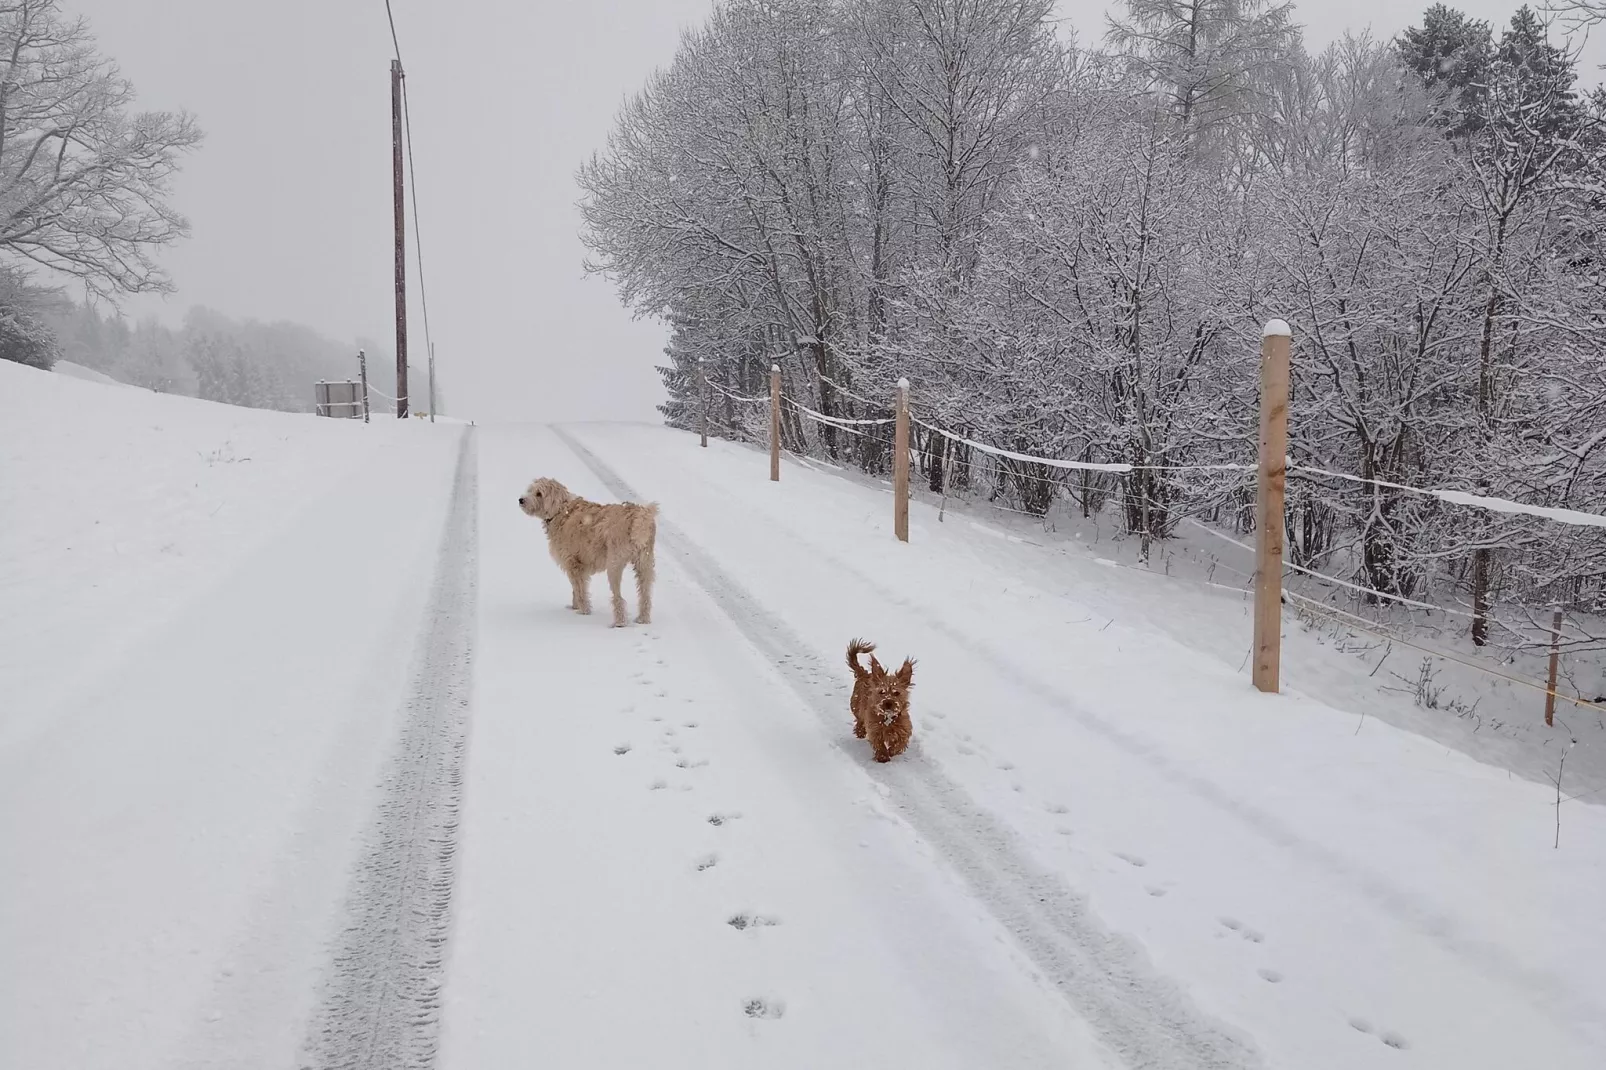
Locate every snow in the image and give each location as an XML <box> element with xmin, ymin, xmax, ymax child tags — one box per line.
<box><xmin>1262</xmin><ymin>318</ymin><xmax>1292</xmax><ymax>337</ymax></box>
<box><xmin>52</xmin><ymin>360</ymin><xmax>128</xmax><ymax>387</ymax></box>
<box><xmin>1291</xmin><ymin>462</ymin><xmax>1606</xmax><ymax>530</ymax></box>
<box><xmin>1</xmin><ymin>360</ymin><xmax>441</xmax><ymax>750</ymax></box>
<box><xmin>443</xmin><ymin>426</ymin><xmax>1110</xmax><ymax>1068</ymax></box>
<box><xmin>4</xmin><ymin>364</ymin><xmax>1604</xmax><ymax>1070</ymax></box>
<box><xmin>0</xmin><ymin>360</ymin><xmax>466</xmax><ymax>1068</ymax></box>
<box><xmin>1431</xmin><ymin>487</ymin><xmax>1606</xmax><ymax>527</ymax></box>
<box><xmin>516</xmin><ymin>424</ymin><xmax>1606</xmax><ymax>1070</ymax></box>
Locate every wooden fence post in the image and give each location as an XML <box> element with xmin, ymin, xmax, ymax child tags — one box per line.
<box><xmin>893</xmin><ymin>378</ymin><xmax>910</xmax><ymax>542</ymax></box>
<box><xmin>699</xmin><ymin>357</ymin><xmax>709</xmax><ymax>448</ymax></box>
<box><xmin>769</xmin><ymin>363</ymin><xmax>781</xmax><ymax>482</ymax></box>
<box><xmin>1545</xmin><ymin>608</ymin><xmax>1564</xmax><ymax>727</ymax></box>
<box><xmin>1254</xmin><ymin>319</ymin><xmax>1291</xmax><ymax>694</ymax></box>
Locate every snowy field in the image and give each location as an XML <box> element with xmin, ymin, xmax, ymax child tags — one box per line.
<box><xmin>1</xmin><ymin>361</ymin><xmax>468</xmax><ymax>1069</ymax></box>
<box><xmin>50</xmin><ymin>360</ymin><xmax>130</xmax><ymax>388</ymax></box>
<box><xmin>3</xmin><ymin>362</ymin><xmax>1604</xmax><ymax>1069</ymax></box>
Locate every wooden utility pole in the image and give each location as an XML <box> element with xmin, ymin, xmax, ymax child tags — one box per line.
<box><xmin>699</xmin><ymin>358</ymin><xmax>709</xmax><ymax>448</ymax></box>
<box><xmin>1545</xmin><ymin>608</ymin><xmax>1565</xmax><ymax>727</ymax></box>
<box><xmin>391</xmin><ymin>59</ymin><xmax>409</xmax><ymax>419</ymax></box>
<box><xmin>1254</xmin><ymin>319</ymin><xmax>1291</xmax><ymax>694</ymax></box>
<box><xmin>769</xmin><ymin>364</ymin><xmax>781</xmax><ymax>481</ymax></box>
<box><xmin>893</xmin><ymin>378</ymin><xmax>910</xmax><ymax>542</ymax></box>
<box><xmin>357</xmin><ymin>348</ymin><xmax>371</xmax><ymax>423</ymax></box>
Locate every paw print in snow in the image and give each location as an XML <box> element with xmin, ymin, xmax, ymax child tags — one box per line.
<box><xmin>743</xmin><ymin>997</ymin><xmax>784</xmax><ymax>1020</ymax></box>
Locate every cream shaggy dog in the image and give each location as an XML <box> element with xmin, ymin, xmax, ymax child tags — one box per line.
<box><xmin>519</xmin><ymin>477</ymin><xmax>658</xmax><ymax>627</ymax></box>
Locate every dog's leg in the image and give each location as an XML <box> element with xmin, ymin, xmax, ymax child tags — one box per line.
<box><xmin>569</xmin><ymin>568</ymin><xmax>592</xmax><ymax>615</ymax></box>
<box><xmin>868</xmin><ymin>723</ymin><xmax>890</xmax><ymax>763</ymax></box>
<box><xmin>633</xmin><ymin>550</ymin><xmax>654</xmax><ymax>625</ymax></box>
<box><xmin>888</xmin><ymin>719</ymin><xmax>911</xmax><ymax>759</ymax></box>
<box><xmin>607</xmin><ymin>563</ymin><xmax>628</xmax><ymax>628</ymax></box>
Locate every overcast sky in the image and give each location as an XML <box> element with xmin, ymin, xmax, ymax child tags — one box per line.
<box><xmin>66</xmin><ymin>0</ymin><xmax>1606</xmax><ymax>423</ymax></box>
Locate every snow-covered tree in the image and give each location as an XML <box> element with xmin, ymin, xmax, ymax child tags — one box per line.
<box><xmin>1395</xmin><ymin>4</ymin><xmax>1492</xmax><ymax>138</ymax></box>
<box><xmin>0</xmin><ymin>259</ymin><xmax>57</xmax><ymax>368</ymax></box>
<box><xmin>1106</xmin><ymin>0</ymin><xmax>1300</xmax><ymax>149</ymax></box>
<box><xmin>582</xmin><ymin>0</ymin><xmax>1606</xmax><ymax>647</ymax></box>
<box><xmin>0</xmin><ymin>0</ymin><xmax>201</xmax><ymax>296</ymax></box>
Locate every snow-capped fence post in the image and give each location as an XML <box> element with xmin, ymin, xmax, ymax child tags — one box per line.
<box><xmin>699</xmin><ymin>357</ymin><xmax>709</xmax><ymax>448</ymax></box>
<box><xmin>427</xmin><ymin>342</ymin><xmax>437</xmax><ymax>424</ymax></box>
<box><xmin>893</xmin><ymin>378</ymin><xmax>910</xmax><ymax>542</ymax></box>
<box><xmin>1545</xmin><ymin>608</ymin><xmax>1565</xmax><ymax>727</ymax></box>
<box><xmin>357</xmin><ymin>349</ymin><xmax>370</xmax><ymax>424</ymax></box>
<box><xmin>769</xmin><ymin>364</ymin><xmax>782</xmax><ymax>482</ymax></box>
<box><xmin>1254</xmin><ymin>320</ymin><xmax>1291</xmax><ymax>694</ymax></box>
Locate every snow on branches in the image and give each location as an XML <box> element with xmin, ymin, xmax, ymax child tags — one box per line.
<box><xmin>580</xmin><ymin>0</ymin><xmax>1606</xmax><ymax>649</ymax></box>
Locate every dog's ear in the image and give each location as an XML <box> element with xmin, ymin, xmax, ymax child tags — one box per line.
<box><xmin>895</xmin><ymin>658</ymin><xmax>915</xmax><ymax>685</ymax></box>
<box><xmin>869</xmin><ymin>655</ymin><xmax>886</xmax><ymax>680</ymax></box>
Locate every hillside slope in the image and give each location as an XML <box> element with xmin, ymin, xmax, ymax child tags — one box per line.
<box><xmin>0</xmin><ymin>361</ymin><xmax>467</xmax><ymax>1069</ymax></box>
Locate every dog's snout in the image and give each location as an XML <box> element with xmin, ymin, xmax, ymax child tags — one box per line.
<box><xmin>519</xmin><ymin>496</ymin><xmax>527</xmax><ymax>507</ymax></box>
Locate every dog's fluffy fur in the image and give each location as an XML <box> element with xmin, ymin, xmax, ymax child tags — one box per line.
<box><xmin>520</xmin><ymin>477</ymin><xmax>658</xmax><ymax>628</ymax></box>
<box><xmin>847</xmin><ymin>639</ymin><xmax>914</xmax><ymax>762</ymax></box>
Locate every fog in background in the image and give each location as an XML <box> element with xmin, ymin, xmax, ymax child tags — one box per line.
<box><xmin>67</xmin><ymin>0</ymin><xmax>1606</xmax><ymax>423</ymax></box>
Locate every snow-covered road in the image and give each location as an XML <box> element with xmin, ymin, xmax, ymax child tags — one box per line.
<box><xmin>445</xmin><ymin>426</ymin><xmax>1143</xmax><ymax>1069</ymax></box>
<box><xmin>5</xmin><ymin>360</ymin><xmax>1603</xmax><ymax>1070</ymax></box>
<box><xmin>443</xmin><ymin>423</ymin><xmax>1606</xmax><ymax>1070</ymax></box>
<box><xmin>445</xmin><ymin>423</ymin><xmax>1606</xmax><ymax>1070</ymax></box>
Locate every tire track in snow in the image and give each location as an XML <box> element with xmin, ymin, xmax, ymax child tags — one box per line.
<box><xmin>298</xmin><ymin>430</ymin><xmax>478</xmax><ymax>1070</ymax></box>
<box><xmin>595</xmin><ymin>435</ymin><xmax>1599</xmax><ymax>1040</ymax></box>
<box><xmin>555</xmin><ymin>426</ymin><xmax>1261</xmax><ymax>1070</ymax></box>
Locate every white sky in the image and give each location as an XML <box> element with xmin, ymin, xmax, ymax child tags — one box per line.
<box><xmin>64</xmin><ymin>0</ymin><xmax>1606</xmax><ymax>423</ymax></box>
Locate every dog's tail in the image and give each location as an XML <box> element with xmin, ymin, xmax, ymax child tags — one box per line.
<box><xmin>847</xmin><ymin>638</ymin><xmax>876</xmax><ymax>680</ymax></box>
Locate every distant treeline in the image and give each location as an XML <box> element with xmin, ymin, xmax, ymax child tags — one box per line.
<box><xmin>0</xmin><ymin>265</ymin><xmax>423</xmax><ymax>415</ymax></box>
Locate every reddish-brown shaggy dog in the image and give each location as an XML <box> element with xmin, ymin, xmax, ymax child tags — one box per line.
<box><xmin>519</xmin><ymin>477</ymin><xmax>658</xmax><ymax>628</ymax></box>
<box><xmin>847</xmin><ymin>639</ymin><xmax>914</xmax><ymax>762</ymax></box>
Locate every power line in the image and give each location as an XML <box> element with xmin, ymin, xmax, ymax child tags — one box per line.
<box><xmin>384</xmin><ymin>0</ymin><xmax>402</xmax><ymax>64</ymax></box>
<box><xmin>401</xmin><ymin>80</ymin><xmax>435</xmax><ymax>388</ymax></box>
